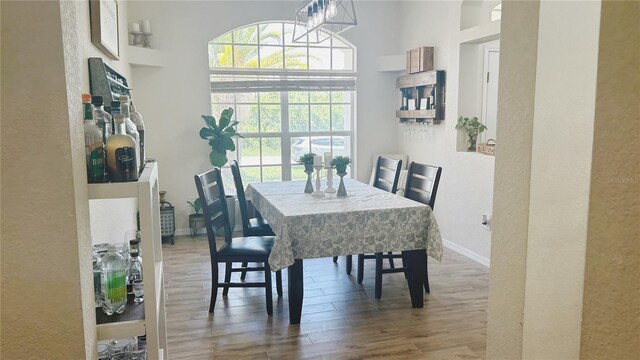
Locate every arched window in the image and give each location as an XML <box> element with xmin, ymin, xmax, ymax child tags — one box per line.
<box><xmin>209</xmin><ymin>22</ymin><xmax>356</xmax><ymax>184</ymax></box>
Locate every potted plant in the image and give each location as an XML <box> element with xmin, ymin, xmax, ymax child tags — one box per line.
<box><xmin>187</xmin><ymin>198</ymin><xmax>204</xmax><ymax>237</ymax></box>
<box><xmin>455</xmin><ymin>116</ymin><xmax>487</xmax><ymax>151</ymax></box>
<box><xmin>330</xmin><ymin>156</ymin><xmax>352</xmax><ymax>174</ymax></box>
<box><xmin>298</xmin><ymin>153</ymin><xmax>316</xmax><ymax>172</ymax></box>
<box><xmin>197</xmin><ymin>107</ymin><xmax>243</xmax><ymax>231</ymax></box>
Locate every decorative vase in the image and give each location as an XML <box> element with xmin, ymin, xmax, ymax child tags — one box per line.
<box><xmin>467</xmin><ymin>132</ymin><xmax>478</xmax><ymax>151</ymax></box>
<box><xmin>336</xmin><ymin>172</ymin><xmax>348</xmax><ymax>197</ymax></box>
<box><xmin>304</xmin><ymin>169</ymin><xmax>314</xmax><ymax>193</ymax></box>
<box><xmin>188</xmin><ymin>213</ymin><xmax>205</xmax><ymax>238</ymax></box>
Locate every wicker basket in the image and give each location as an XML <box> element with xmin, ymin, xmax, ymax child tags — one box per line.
<box><xmin>476</xmin><ymin>139</ymin><xmax>496</xmax><ymax>156</ymax></box>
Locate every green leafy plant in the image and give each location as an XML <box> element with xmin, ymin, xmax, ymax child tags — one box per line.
<box><xmin>298</xmin><ymin>153</ymin><xmax>316</xmax><ymax>166</ymax></box>
<box><xmin>456</xmin><ymin>116</ymin><xmax>487</xmax><ymax>151</ymax></box>
<box><xmin>330</xmin><ymin>156</ymin><xmax>352</xmax><ymax>173</ymax></box>
<box><xmin>186</xmin><ymin>198</ymin><xmax>202</xmax><ymax>215</ymax></box>
<box><xmin>198</xmin><ymin>108</ymin><xmax>244</xmax><ymax>168</ymax></box>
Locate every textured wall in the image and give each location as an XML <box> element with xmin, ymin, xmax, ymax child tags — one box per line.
<box><xmin>521</xmin><ymin>2</ymin><xmax>601</xmax><ymax>358</ymax></box>
<box><xmin>580</xmin><ymin>1</ymin><xmax>640</xmax><ymax>358</ymax></box>
<box><xmin>1</xmin><ymin>0</ymin><xmax>94</xmax><ymax>358</ymax></box>
<box><xmin>485</xmin><ymin>1</ymin><xmax>539</xmax><ymax>358</ymax></box>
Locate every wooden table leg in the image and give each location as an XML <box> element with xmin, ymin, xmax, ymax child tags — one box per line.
<box><xmin>403</xmin><ymin>250</ymin><xmax>426</xmax><ymax>308</ymax></box>
<box><xmin>288</xmin><ymin>259</ymin><xmax>304</xmax><ymax>325</ymax></box>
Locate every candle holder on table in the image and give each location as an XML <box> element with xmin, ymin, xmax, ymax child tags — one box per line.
<box><xmin>304</xmin><ymin>167</ymin><xmax>314</xmax><ymax>194</ymax></box>
<box><xmin>312</xmin><ymin>166</ymin><xmax>325</xmax><ymax>198</ymax></box>
<box><xmin>336</xmin><ymin>172</ymin><xmax>348</xmax><ymax>197</ymax></box>
<box><xmin>324</xmin><ymin>166</ymin><xmax>336</xmax><ymax>193</ymax></box>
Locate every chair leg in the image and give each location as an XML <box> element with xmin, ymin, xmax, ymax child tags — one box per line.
<box><xmin>240</xmin><ymin>261</ymin><xmax>248</xmax><ymax>280</ymax></box>
<box><xmin>375</xmin><ymin>252</ymin><xmax>383</xmax><ymax>299</ymax></box>
<box><xmin>357</xmin><ymin>254</ymin><xmax>365</xmax><ymax>284</ymax></box>
<box><xmin>387</xmin><ymin>251</ymin><xmax>395</xmax><ymax>268</ymax></box>
<box><xmin>346</xmin><ymin>255</ymin><xmax>352</xmax><ymax>275</ymax></box>
<box><xmin>222</xmin><ymin>262</ymin><xmax>232</xmax><ymax>296</ymax></box>
<box><xmin>424</xmin><ymin>254</ymin><xmax>430</xmax><ymax>293</ymax></box>
<box><xmin>276</xmin><ymin>270</ymin><xmax>283</xmax><ymax>297</ymax></box>
<box><xmin>209</xmin><ymin>262</ymin><xmax>219</xmax><ymax>313</ymax></box>
<box><xmin>333</xmin><ymin>256</ymin><xmax>338</xmax><ymax>263</ymax></box>
<box><xmin>264</xmin><ymin>263</ymin><xmax>273</xmax><ymax>316</ymax></box>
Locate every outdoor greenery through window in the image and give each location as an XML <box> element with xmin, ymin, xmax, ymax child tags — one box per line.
<box><xmin>209</xmin><ymin>22</ymin><xmax>356</xmax><ymax>190</ymax></box>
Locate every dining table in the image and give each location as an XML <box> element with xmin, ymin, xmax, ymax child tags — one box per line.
<box><xmin>245</xmin><ymin>178</ymin><xmax>443</xmax><ymax>325</ymax></box>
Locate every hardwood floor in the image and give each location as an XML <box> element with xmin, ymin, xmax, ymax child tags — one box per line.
<box><xmin>163</xmin><ymin>236</ymin><xmax>489</xmax><ymax>359</ymax></box>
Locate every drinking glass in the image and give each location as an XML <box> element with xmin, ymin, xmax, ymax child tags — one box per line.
<box><xmin>131</xmin><ymin>349</ymin><xmax>147</xmax><ymax>360</ymax></box>
<box><xmin>109</xmin><ymin>338</ymin><xmax>131</xmax><ymax>360</ymax></box>
<box><xmin>133</xmin><ymin>279</ymin><xmax>144</xmax><ymax>303</ymax></box>
<box><xmin>97</xmin><ymin>343</ymin><xmax>110</xmax><ymax>360</ymax></box>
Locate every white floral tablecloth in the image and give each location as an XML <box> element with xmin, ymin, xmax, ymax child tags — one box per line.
<box><xmin>246</xmin><ymin>179</ymin><xmax>443</xmax><ymax>271</ymax></box>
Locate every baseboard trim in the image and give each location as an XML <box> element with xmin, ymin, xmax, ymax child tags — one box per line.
<box><xmin>442</xmin><ymin>239</ymin><xmax>490</xmax><ymax>268</ymax></box>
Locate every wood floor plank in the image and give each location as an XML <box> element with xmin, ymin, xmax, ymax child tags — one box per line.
<box><xmin>162</xmin><ymin>236</ymin><xmax>489</xmax><ymax>359</ymax></box>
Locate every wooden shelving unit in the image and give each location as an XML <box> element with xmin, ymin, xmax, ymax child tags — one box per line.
<box><xmin>89</xmin><ymin>161</ymin><xmax>168</xmax><ymax>360</ymax></box>
<box><xmin>396</xmin><ymin>70</ymin><xmax>446</xmax><ymax>124</ymax></box>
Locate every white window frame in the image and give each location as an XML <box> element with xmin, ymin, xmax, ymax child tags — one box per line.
<box><xmin>209</xmin><ymin>21</ymin><xmax>357</xmax><ymax>183</ymax></box>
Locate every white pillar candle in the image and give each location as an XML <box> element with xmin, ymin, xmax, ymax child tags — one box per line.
<box><xmin>131</xmin><ymin>22</ymin><xmax>140</xmax><ymax>33</ymax></box>
<box><xmin>142</xmin><ymin>20</ymin><xmax>151</xmax><ymax>33</ymax></box>
<box><xmin>313</xmin><ymin>155</ymin><xmax>322</xmax><ymax>167</ymax></box>
<box><xmin>324</xmin><ymin>152</ymin><xmax>332</xmax><ymax>167</ymax></box>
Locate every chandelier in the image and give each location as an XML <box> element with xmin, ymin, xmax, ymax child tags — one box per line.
<box><xmin>292</xmin><ymin>0</ymin><xmax>357</xmax><ymax>43</ymax></box>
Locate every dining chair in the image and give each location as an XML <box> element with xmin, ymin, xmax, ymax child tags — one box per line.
<box><xmin>194</xmin><ymin>168</ymin><xmax>282</xmax><ymax>315</ymax></box>
<box><xmin>368</xmin><ymin>161</ymin><xmax>442</xmax><ymax>299</ymax></box>
<box><xmin>334</xmin><ymin>156</ymin><xmax>402</xmax><ymax>278</ymax></box>
<box><xmin>230</xmin><ymin>161</ymin><xmax>281</xmax><ymax>292</ymax></box>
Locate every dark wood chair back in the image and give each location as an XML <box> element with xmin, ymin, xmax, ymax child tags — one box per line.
<box><xmin>373</xmin><ymin>156</ymin><xmax>403</xmax><ymax>194</ymax></box>
<box><xmin>404</xmin><ymin>162</ymin><xmax>442</xmax><ymax>210</ymax></box>
<box><xmin>230</xmin><ymin>161</ymin><xmax>252</xmax><ymax>234</ymax></box>
<box><xmin>194</xmin><ymin>168</ymin><xmax>233</xmax><ymax>257</ymax></box>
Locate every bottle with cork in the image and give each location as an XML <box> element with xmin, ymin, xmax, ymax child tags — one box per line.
<box><xmin>106</xmin><ymin>114</ymin><xmax>138</xmax><ymax>182</ymax></box>
<box><xmin>129</xmin><ymin>101</ymin><xmax>146</xmax><ymax>172</ymax></box>
<box><xmin>118</xmin><ymin>95</ymin><xmax>141</xmax><ymax>175</ymax></box>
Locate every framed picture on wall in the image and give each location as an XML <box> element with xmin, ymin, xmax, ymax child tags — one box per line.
<box><xmin>90</xmin><ymin>0</ymin><xmax>119</xmax><ymax>60</ymax></box>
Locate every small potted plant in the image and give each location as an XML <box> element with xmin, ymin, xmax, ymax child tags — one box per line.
<box><xmin>330</xmin><ymin>156</ymin><xmax>352</xmax><ymax>174</ymax></box>
<box><xmin>455</xmin><ymin>116</ymin><xmax>487</xmax><ymax>151</ymax></box>
<box><xmin>298</xmin><ymin>153</ymin><xmax>316</xmax><ymax>172</ymax></box>
<box><xmin>187</xmin><ymin>198</ymin><xmax>204</xmax><ymax>237</ymax></box>
<box><xmin>330</xmin><ymin>156</ymin><xmax>351</xmax><ymax>197</ymax></box>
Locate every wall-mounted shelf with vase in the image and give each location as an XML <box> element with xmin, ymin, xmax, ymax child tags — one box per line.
<box><xmin>396</xmin><ymin>70</ymin><xmax>446</xmax><ymax>124</ymax></box>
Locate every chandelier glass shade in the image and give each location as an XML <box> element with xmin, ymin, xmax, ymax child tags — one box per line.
<box><xmin>293</xmin><ymin>0</ymin><xmax>357</xmax><ymax>43</ymax></box>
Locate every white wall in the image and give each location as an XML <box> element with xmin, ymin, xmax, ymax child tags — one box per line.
<box><xmin>126</xmin><ymin>0</ymin><xmax>403</xmax><ymax>233</ymax></box>
<box><xmin>396</xmin><ymin>0</ymin><xmax>494</xmax><ymax>263</ymax></box>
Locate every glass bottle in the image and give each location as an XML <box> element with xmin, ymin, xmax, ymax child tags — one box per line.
<box><xmin>83</xmin><ymin>94</ymin><xmax>105</xmax><ymax>183</ymax></box>
<box><xmin>93</xmin><ymin>257</ymin><xmax>102</xmax><ymax>308</ymax></box>
<box><xmin>119</xmin><ymin>95</ymin><xmax>141</xmax><ymax>175</ymax></box>
<box><xmin>130</xmin><ymin>102</ymin><xmax>146</xmax><ymax>172</ymax></box>
<box><xmin>100</xmin><ymin>245</ymin><xmax>127</xmax><ymax>315</ymax></box>
<box><xmin>126</xmin><ymin>250</ymin><xmax>143</xmax><ymax>284</ymax></box>
<box><xmin>92</xmin><ymin>96</ymin><xmax>112</xmax><ymax>142</ymax></box>
<box><xmin>106</xmin><ymin>114</ymin><xmax>138</xmax><ymax>182</ymax></box>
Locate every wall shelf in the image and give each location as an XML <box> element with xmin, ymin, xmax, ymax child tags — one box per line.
<box><xmin>396</xmin><ymin>70</ymin><xmax>446</xmax><ymax>123</ymax></box>
<box><xmin>459</xmin><ymin>20</ymin><xmax>501</xmax><ymax>44</ymax></box>
<box><xmin>128</xmin><ymin>46</ymin><xmax>164</xmax><ymax>68</ymax></box>
<box><xmin>88</xmin><ymin>161</ymin><xmax>168</xmax><ymax>359</ymax></box>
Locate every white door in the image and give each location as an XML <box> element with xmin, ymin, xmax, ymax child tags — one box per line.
<box><xmin>481</xmin><ymin>47</ymin><xmax>500</xmax><ymax>142</ymax></box>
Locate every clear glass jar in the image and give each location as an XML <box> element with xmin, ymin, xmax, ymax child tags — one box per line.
<box><xmin>100</xmin><ymin>245</ymin><xmax>127</xmax><ymax>315</ymax></box>
<box><xmin>109</xmin><ymin>338</ymin><xmax>131</xmax><ymax>360</ymax></box>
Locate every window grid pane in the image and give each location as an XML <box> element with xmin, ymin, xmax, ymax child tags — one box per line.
<box><xmin>210</xmin><ymin>22</ymin><xmax>355</xmax><ymax>182</ymax></box>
